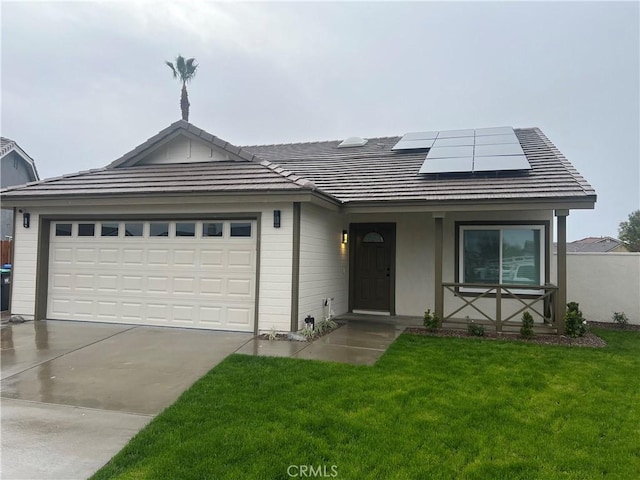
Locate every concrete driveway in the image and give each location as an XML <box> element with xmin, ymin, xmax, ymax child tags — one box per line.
<box><xmin>1</xmin><ymin>320</ymin><xmax>252</xmax><ymax>480</ymax></box>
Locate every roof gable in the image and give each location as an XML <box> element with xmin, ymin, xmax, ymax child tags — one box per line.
<box><xmin>108</xmin><ymin>120</ymin><xmax>256</xmax><ymax>168</ymax></box>
<box><xmin>0</xmin><ymin>136</ymin><xmax>40</xmax><ymax>182</ymax></box>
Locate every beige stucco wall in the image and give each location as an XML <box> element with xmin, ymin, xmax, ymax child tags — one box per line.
<box><xmin>297</xmin><ymin>204</ymin><xmax>349</xmax><ymax>329</ymax></box>
<box><xmin>10</xmin><ymin>201</ymin><xmax>295</xmax><ymax>331</ymax></box>
<box><xmin>562</xmin><ymin>252</ymin><xmax>640</xmax><ymax>324</ymax></box>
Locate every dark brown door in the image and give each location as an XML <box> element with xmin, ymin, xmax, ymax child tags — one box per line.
<box><xmin>351</xmin><ymin>224</ymin><xmax>395</xmax><ymax>312</ymax></box>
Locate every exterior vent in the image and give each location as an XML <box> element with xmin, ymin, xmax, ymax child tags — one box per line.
<box><xmin>338</xmin><ymin>137</ymin><xmax>368</xmax><ymax>148</ymax></box>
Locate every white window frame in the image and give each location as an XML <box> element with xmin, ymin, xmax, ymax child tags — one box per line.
<box><xmin>459</xmin><ymin>224</ymin><xmax>545</xmax><ymax>294</ymax></box>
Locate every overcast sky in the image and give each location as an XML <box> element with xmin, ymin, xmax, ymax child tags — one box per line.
<box><xmin>2</xmin><ymin>1</ymin><xmax>638</xmax><ymax>241</ymax></box>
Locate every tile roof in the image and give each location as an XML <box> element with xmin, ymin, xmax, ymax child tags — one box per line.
<box><xmin>567</xmin><ymin>237</ymin><xmax>627</xmax><ymax>253</ymax></box>
<box><xmin>243</xmin><ymin>128</ymin><xmax>596</xmax><ymax>204</ymax></box>
<box><xmin>1</xmin><ymin>122</ymin><xmax>596</xmax><ymax>208</ymax></box>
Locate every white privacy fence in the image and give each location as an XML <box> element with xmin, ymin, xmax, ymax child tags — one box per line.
<box><xmin>557</xmin><ymin>252</ymin><xmax>640</xmax><ymax>325</ymax></box>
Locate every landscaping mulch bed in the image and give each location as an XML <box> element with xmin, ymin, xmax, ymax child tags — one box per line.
<box><xmin>257</xmin><ymin>322</ymin><xmax>344</xmax><ymax>342</ymax></box>
<box><xmin>587</xmin><ymin>320</ymin><xmax>640</xmax><ymax>331</ymax></box>
<box><xmin>406</xmin><ymin>327</ymin><xmax>607</xmax><ymax>348</ymax></box>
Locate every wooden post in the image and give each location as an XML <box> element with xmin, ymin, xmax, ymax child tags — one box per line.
<box><xmin>434</xmin><ymin>213</ymin><xmax>444</xmax><ymax>320</ymax></box>
<box><xmin>496</xmin><ymin>287</ymin><xmax>502</xmax><ymax>333</ymax></box>
<box><xmin>555</xmin><ymin>210</ymin><xmax>569</xmax><ymax>334</ymax></box>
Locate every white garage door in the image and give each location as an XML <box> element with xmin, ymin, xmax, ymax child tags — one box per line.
<box><xmin>47</xmin><ymin>220</ymin><xmax>257</xmax><ymax>332</ymax></box>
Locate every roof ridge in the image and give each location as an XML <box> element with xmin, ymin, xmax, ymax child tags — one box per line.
<box><xmin>241</xmin><ymin>135</ymin><xmax>401</xmax><ymax>149</ymax></box>
<box><xmin>0</xmin><ymin>138</ymin><xmax>17</xmax><ymax>157</ymax></box>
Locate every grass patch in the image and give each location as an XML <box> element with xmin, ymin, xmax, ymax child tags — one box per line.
<box><xmin>93</xmin><ymin>329</ymin><xmax>640</xmax><ymax>479</ymax></box>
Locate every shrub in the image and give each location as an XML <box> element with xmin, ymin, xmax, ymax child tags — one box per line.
<box><xmin>520</xmin><ymin>311</ymin><xmax>535</xmax><ymax>338</ymax></box>
<box><xmin>564</xmin><ymin>301</ymin><xmax>587</xmax><ymax>338</ymax></box>
<box><xmin>612</xmin><ymin>312</ymin><xmax>629</xmax><ymax>329</ymax></box>
<box><xmin>300</xmin><ymin>325</ymin><xmax>316</xmax><ymax>341</ymax></box>
<box><xmin>315</xmin><ymin>317</ymin><xmax>337</xmax><ymax>335</ymax></box>
<box><xmin>267</xmin><ymin>326</ymin><xmax>278</xmax><ymax>341</ymax></box>
<box><xmin>423</xmin><ymin>309</ymin><xmax>441</xmax><ymax>331</ymax></box>
<box><xmin>467</xmin><ymin>322</ymin><xmax>485</xmax><ymax>337</ymax></box>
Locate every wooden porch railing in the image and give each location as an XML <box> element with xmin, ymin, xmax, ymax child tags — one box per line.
<box><xmin>441</xmin><ymin>282</ymin><xmax>559</xmax><ymax>333</ymax></box>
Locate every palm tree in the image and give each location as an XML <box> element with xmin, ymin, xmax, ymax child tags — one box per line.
<box><xmin>165</xmin><ymin>55</ymin><xmax>198</xmax><ymax>121</ymax></box>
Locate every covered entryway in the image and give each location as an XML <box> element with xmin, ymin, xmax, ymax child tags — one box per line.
<box><xmin>349</xmin><ymin>223</ymin><xmax>396</xmax><ymax>314</ymax></box>
<box><xmin>46</xmin><ymin>219</ymin><xmax>257</xmax><ymax>332</ymax></box>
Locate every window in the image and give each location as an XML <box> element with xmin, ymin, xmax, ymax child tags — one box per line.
<box><xmin>176</xmin><ymin>222</ymin><xmax>196</xmax><ymax>237</ymax></box>
<box><xmin>230</xmin><ymin>222</ymin><xmax>252</xmax><ymax>237</ymax></box>
<box><xmin>78</xmin><ymin>223</ymin><xmax>95</xmax><ymax>237</ymax></box>
<box><xmin>125</xmin><ymin>223</ymin><xmax>143</xmax><ymax>237</ymax></box>
<box><xmin>460</xmin><ymin>225</ymin><xmax>544</xmax><ymax>289</ymax></box>
<box><xmin>101</xmin><ymin>223</ymin><xmax>119</xmax><ymax>237</ymax></box>
<box><xmin>363</xmin><ymin>232</ymin><xmax>384</xmax><ymax>243</ymax></box>
<box><xmin>203</xmin><ymin>222</ymin><xmax>223</xmax><ymax>237</ymax></box>
<box><xmin>149</xmin><ymin>222</ymin><xmax>170</xmax><ymax>237</ymax></box>
<box><xmin>55</xmin><ymin>223</ymin><xmax>72</xmax><ymax>236</ymax></box>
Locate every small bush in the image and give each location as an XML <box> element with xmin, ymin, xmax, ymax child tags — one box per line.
<box><xmin>301</xmin><ymin>325</ymin><xmax>316</xmax><ymax>341</ymax></box>
<box><xmin>520</xmin><ymin>311</ymin><xmax>535</xmax><ymax>338</ymax></box>
<box><xmin>564</xmin><ymin>301</ymin><xmax>587</xmax><ymax>338</ymax></box>
<box><xmin>467</xmin><ymin>322</ymin><xmax>485</xmax><ymax>337</ymax></box>
<box><xmin>423</xmin><ymin>309</ymin><xmax>441</xmax><ymax>331</ymax></box>
<box><xmin>315</xmin><ymin>317</ymin><xmax>337</xmax><ymax>335</ymax></box>
<box><xmin>267</xmin><ymin>326</ymin><xmax>278</xmax><ymax>341</ymax></box>
<box><xmin>612</xmin><ymin>312</ymin><xmax>629</xmax><ymax>329</ymax></box>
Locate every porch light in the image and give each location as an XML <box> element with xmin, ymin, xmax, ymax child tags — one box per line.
<box><xmin>273</xmin><ymin>210</ymin><xmax>281</xmax><ymax>228</ymax></box>
<box><xmin>22</xmin><ymin>212</ymin><xmax>30</xmax><ymax>229</ymax></box>
<box><xmin>342</xmin><ymin>230</ymin><xmax>348</xmax><ymax>244</ymax></box>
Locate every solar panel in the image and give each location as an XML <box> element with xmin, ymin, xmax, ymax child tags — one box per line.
<box><xmin>402</xmin><ymin>131</ymin><xmax>439</xmax><ymax>141</ymax></box>
<box><xmin>473</xmin><ymin>155</ymin><xmax>531</xmax><ymax>172</ymax></box>
<box><xmin>474</xmin><ymin>133</ymin><xmax>519</xmax><ymax>145</ymax></box>
<box><xmin>419</xmin><ymin>157</ymin><xmax>474</xmax><ymax>174</ymax></box>
<box><xmin>398</xmin><ymin>125</ymin><xmax>532</xmax><ymax>175</ymax></box>
<box><xmin>392</xmin><ymin>138</ymin><xmax>435</xmax><ymax>150</ymax></box>
<box><xmin>432</xmin><ymin>136</ymin><xmax>475</xmax><ymax>147</ymax></box>
<box><xmin>426</xmin><ymin>145</ymin><xmax>474</xmax><ymax>159</ymax></box>
<box><xmin>436</xmin><ymin>129</ymin><xmax>475</xmax><ymax>139</ymax></box>
<box><xmin>474</xmin><ymin>143</ymin><xmax>525</xmax><ymax>157</ymax></box>
<box><xmin>475</xmin><ymin>126</ymin><xmax>514</xmax><ymax>136</ymax></box>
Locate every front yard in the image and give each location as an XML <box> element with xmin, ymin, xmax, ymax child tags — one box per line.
<box><xmin>93</xmin><ymin>329</ymin><xmax>640</xmax><ymax>479</ymax></box>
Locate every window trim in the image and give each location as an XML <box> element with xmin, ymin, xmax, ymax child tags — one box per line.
<box><xmin>455</xmin><ymin>220</ymin><xmax>550</xmax><ymax>296</ymax></box>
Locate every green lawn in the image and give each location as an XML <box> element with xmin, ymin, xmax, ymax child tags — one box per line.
<box><xmin>93</xmin><ymin>329</ymin><xmax>640</xmax><ymax>480</ymax></box>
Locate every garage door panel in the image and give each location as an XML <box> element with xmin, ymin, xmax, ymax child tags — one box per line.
<box><xmin>52</xmin><ymin>273</ymin><xmax>72</xmax><ymax>290</ymax></box>
<box><xmin>53</xmin><ymin>248</ymin><xmax>73</xmax><ymax>264</ymax></box>
<box><xmin>227</xmin><ymin>279</ymin><xmax>252</xmax><ymax>297</ymax></box>
<box><xmin>75</xmin><ymin>274</ymin><xmax>95</xmax><ymax>292</ymax></box>
<box><xmin>122</xmin><ymin>275</ymin><xmax>144</xmax><ymax>293</ymax></box>
<box><xmin>173</xmin><ymin>277</ymin><xmax>195</xmax><ymax>294</ymax></box>
<box><xmin>97</xmin><ymin>275</ymin><xmax>118</xmax><ymax>293</ymax></box>
<box><xmin>147</xmin><ymin>276</ymin><xmax>169</xmax><ymax>294</ymax></box>
<box><xmin>99</xmin><ymin>248</ymin><xmax>119</xmax><ymax>264</ymax></box>
<box><xmin>97</xmin><ymin>301</ymin><xmax>119</xmax><ymax>320</ymax></box>
<box><xmin>201</xmin><ymin>249</ymin><xmax>224</xmax><ymax>267</ymax></box>
<box><xmin>48</xmin><ymin>220</ymin><xmax>256</xmax><ymax>332</ymax></box>
<box><xmin>75</xmin><ymin>248</ymin><xmax>96</xmax><ymax>264</ymax></box>
<box><xmin>122</xmin><ymin>249</ymin><xmax>144</xmax><ymax>265</ymax></box>
<box><xmin>173</xmin><ymin>249</ymin><xmax>196</xmax><ymax>266</ymax></box>
<box><xmin>200</xmin><ymin>278</ymin><xmax>223</xmax><ymax>296</ymax></box>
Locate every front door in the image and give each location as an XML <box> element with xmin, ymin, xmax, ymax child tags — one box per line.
<box><xmin>351</xmin><ymin>223</ymin><xmax>395</xmax><ymax>313</ymax></box>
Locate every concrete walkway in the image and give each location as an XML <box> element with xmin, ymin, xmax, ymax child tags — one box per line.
<box><xmin>237</xmin><ymin>315</ymin><xmax>419</xmax><ymax>365</ymax></box>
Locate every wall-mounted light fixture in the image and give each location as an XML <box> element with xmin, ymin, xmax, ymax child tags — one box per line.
<box><xmin>341</xmin><ymin>230</ymin><xmax>348</xmax><ymax>244</ymax></box>
<box><xmin>22</xmin><ymin>212</ymin><xmax>31</xmax><ymax>229</ymax></box>
<box><xmin>273</xmin><ymin>210</ymin><xmax>281</xmax><ymax>228</ymax></box>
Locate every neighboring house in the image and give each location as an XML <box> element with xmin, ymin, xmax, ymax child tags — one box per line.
<box><xmin>1</xmin><ymin>137</ymin><xmax>40</xmax><ymax>239</ymax></box>
<box><xmin>1</xmin><ymin>121</ymin><xmax>596</xmax><ymax>333</ymax></box>
<box><xmin>565</xmin><ymin>236</ymin><xmax>629</xmax><ymax>253</ymax></box>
